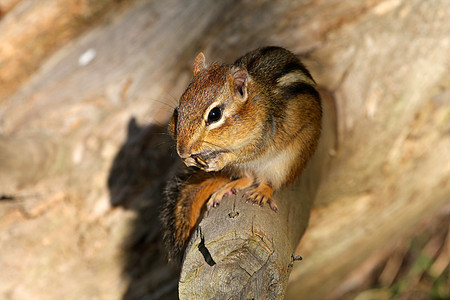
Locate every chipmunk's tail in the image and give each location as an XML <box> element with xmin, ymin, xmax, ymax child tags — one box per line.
<box><xmin>160</xmin><ymin>170</ymin><xmax>229</xmax><ymax>261</ymax></box>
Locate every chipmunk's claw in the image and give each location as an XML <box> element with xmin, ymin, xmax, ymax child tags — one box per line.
<box><xmin>206</xmin><ymin>196</ymin><xmax>220</xmax><ymax>209</ymax></box>
<box><xmin>245</xmin><ymin>183</ymin><xmax>277</xmax><ymax>212</ymax></box>
<box><xmin>207</xmin><ymin>177</ymin><xmax>253</xmax><ymax>210</ymax></box>
<box><xmin>268</xmin><ymin>199</ymin><xmax>278</xmax><ymax>212</ymax></box>
<box><xmin>207</xmin><ymin>189</ymin><xmax>233</xmax><ymax>208</ymax></box>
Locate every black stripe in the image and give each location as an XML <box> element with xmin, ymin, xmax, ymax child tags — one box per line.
<box><xmin>245</xmin><ymin>56</ymin><xmax>259</xmax><ymax>72</ymax></box>
<box><xmin>278</xmin><ymin>82</ymin><xmax>320</xmax><ymax>101</ymax></box>
<box><xmin>274</xmin><ymin>61</ymin><xmax>314</xmax><ymax>82</ymax></box>
<box><xmin>259</xmin><ymin>46</ymin><xmax>281</xmax><ymax>56</ymax></box>
<box><xmin>268</xmin><ymin>115</ymin><xmax>277</xmax><ymax>139</ymax></box>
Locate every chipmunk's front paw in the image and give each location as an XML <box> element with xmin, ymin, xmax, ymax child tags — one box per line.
<box><xmin>207</xmin><ymin>177</ymin><xmax>253</xmax><ymax>209</ymax></box>
<box><xmin>207</xmin><ymin>187</ymin><xmax>235</xmax><ymax>209</ymax></box>
<box><xmin>246</xmin><ymin>183</ymin><xmax>277</xmax><ymax>212</ymax></box>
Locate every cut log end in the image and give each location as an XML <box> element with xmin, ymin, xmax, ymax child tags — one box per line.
<box><xmin>178</xmin><ymin>176</ymin><xmax>316</xmax><ymax>298</ymax></box>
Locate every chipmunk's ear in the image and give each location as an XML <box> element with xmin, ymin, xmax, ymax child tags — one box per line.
<box><xmin>193</xmin><ymin>52</ymin><xmax>206</xmax><ymax>76</ymax></box>
<box><xmin>229</xmin><ymin>67</ymin><xmax>248</xmax><ymax>101</ymax></box>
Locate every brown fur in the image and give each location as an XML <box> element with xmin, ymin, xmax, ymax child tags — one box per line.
<box><xmin>161</xmin><ymin>170</ymin><xmax>230</xmax><ymax>261</ymax></box>
<box><xmin>162</xmin><ymin>46</ymin><xmax>322</xmax><ymax>260</ymax></box>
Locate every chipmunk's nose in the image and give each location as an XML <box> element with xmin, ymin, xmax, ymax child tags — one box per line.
<box><xmin>177</xmin><ymin>144</ymin><xmax>186</xmax><ymax>158</ymax></box>
<box><xmin>177</xmin><ymin>143</ymin><xmax>200</xmax><ymax>168</ymax></box>
<box><xmin>177</xmin><ymin>143</ymin><xmax>191</xmax><ymax>159</ymax></box>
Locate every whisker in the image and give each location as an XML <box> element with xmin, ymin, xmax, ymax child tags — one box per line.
<box><xmin>140</xmin><ymin>96</ymin><xmax>178</xmax><ymax>110</ymax></box>
<box><xmin>147</xmin><ymin>132</ymin><xmax>171</xmax><ymax>137</ymax></box>
<box><xmin>169</xmin><ymin>146</ymin><xmax>178</xmax><ymax>158</ymax></box>
<box><xmin>141</xmin><ymin>117</ymin><xmax>170</xmax><ymax>128</ymax></box>
<box><xmin>150</xmin><ymin>140</ymin><xmax>174</xmax><ymax>149</ymax></box>
<box><xmin>158</xmin><ymin>90</ymin><xmax>180</xmax><ymax>107</ymax></box>
<box><xmin>137</xmin><ymin>94</ymin><xmax>178</xmax><ymax>125</ymax></box>
<box><xmin>151</xmin><ymin>99</ymin><xmax>177</xmax><ymax>110</ymax></box>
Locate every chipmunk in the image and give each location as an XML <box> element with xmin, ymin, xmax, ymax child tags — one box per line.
<box><xmin>160</xmin><ymin>46</ymin><xmax>322</xmax><ymax>261</ymax></box>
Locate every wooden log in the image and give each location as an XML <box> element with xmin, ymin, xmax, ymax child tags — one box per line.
<box><xmin>0</xmin><ymin>0</ymin><xmax>130</xmax><ymax>101</ymax></box>
<box><xmin>0</xmin><ymin>0</ymin><xmax>23</xmax><ymax>16</ymax></box>
<box><xmin>0</xmin><ymin>135</ymin><xmax>71</xmax><ymax>192</ymax></box>
<box><xmin>179</xmin><ymin>92</ymin><xmax>336</xmax><ymax>299</ymax></box>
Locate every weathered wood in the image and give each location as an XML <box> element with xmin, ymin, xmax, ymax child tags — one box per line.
<box><xmin>285</xmin><ymin>1</ymin><xmax>450</xmax><ymax>298</ymax></box>
<box><xmin>179</xmin><ymin>189</ymin><xmax>310</xmax><ymax>299</ymax></box>
<box><xmin>0</xmin><ymin>135</ymin><xmax>73</xmax><ymax>193</ymax></box>
<box><xmin>0</xmin><ymin>0</ymin><xmax>23</xmax><ymax>16</ymax></box>
<box><xmin>0</xmin><ymin>0</ymin><xmax>131</xmax><ymax>101</ymax></box>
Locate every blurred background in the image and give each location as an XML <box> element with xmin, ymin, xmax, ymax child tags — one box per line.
<box><xmin>0</xmin><ymin>0</ymin><xmax>448</xmax><ymax>299</ymax></box>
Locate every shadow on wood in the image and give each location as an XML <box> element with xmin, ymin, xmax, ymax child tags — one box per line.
<box><xmin>107</xmin><ymin>118</ymin><xmax>181</xmax><ymax>299</ymax></box>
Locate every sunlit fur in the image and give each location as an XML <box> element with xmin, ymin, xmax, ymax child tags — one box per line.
<box><xmin>162</xmin><ymin>46</ymin><xmax>322</xmax><ymax>260</ymax></box>
<box><xmin>170</xmin><ymin>47</ymin><xmax>321</xmax><ymax>189</ymax></box>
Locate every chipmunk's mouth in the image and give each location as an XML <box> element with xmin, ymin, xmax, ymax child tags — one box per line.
<box><xmin>187</xmin><ymin>150</ymin><xmax>227</xmax><ymax>171</ymax></box>
<box><xmin>191</xmin><ymin>150</ymin><xmax>220</xmax><ymax>166</ymax></box>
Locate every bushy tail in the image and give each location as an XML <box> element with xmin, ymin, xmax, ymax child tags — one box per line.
<box><xmin>160</xmin><ymin>169</ymin><xmax>229</xmax><ymax>261</ymax></box>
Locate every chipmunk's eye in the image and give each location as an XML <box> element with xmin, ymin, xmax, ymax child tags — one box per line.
<box><xmin>207</xmin><ymin>106</ymin><xmax>222</xmax><ymax>124</ymax></box>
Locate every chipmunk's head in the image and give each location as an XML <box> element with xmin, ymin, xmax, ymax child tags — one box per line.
<box><xmin>168</xmin><ymin>52</ymin><xmax>262</xmax><ymax>172</ymax></box>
